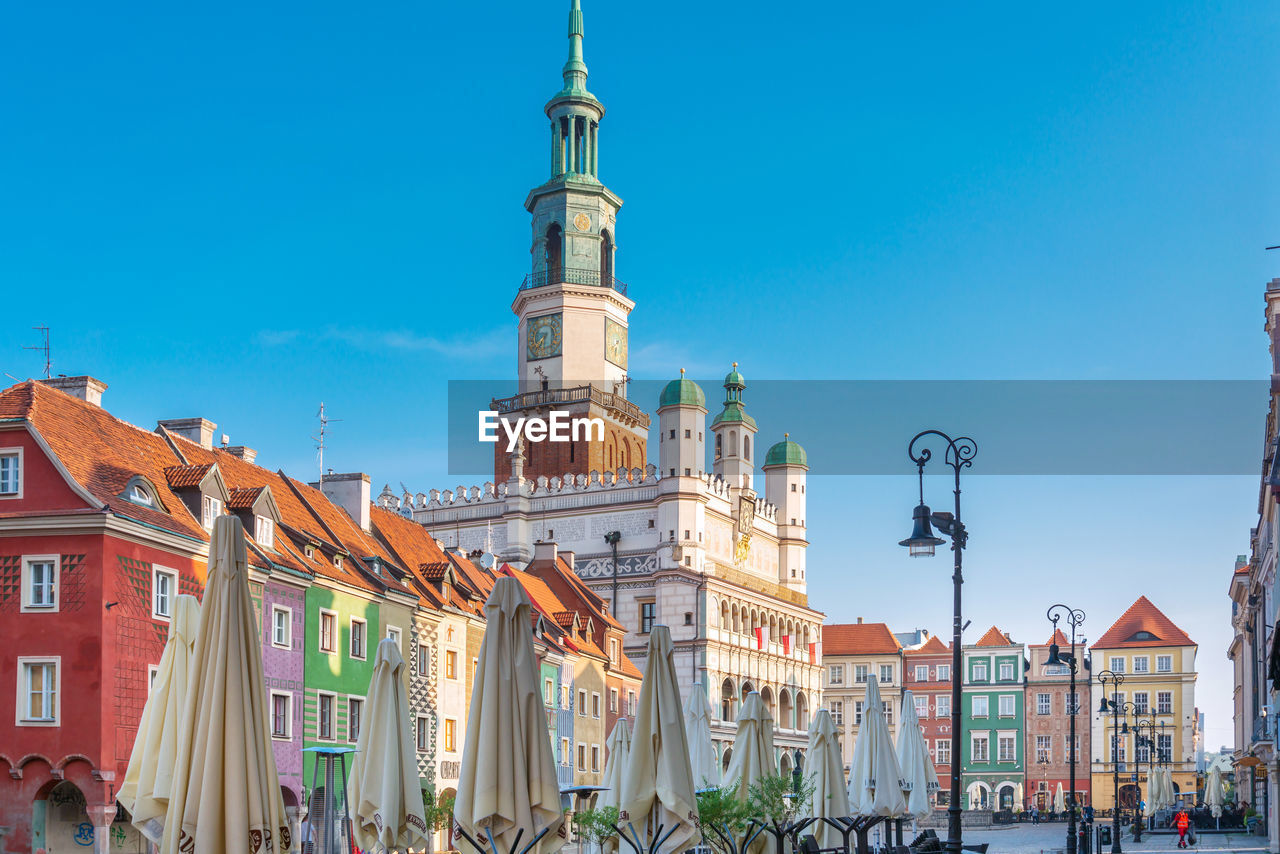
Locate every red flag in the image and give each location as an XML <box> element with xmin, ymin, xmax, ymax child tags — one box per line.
<box><xmin>781</xmin><ymin>635</ymin><xmax>792</xmax><ymax>655</ymax></box>
<box><xmin>754</xmin><ymin>626</ymin><xmax>770</xmax><ymax>650</ymax></box>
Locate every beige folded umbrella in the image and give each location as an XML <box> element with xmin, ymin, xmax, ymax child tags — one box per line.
<box><xmin>1054</xmin><ymin>783</ymin><xmax>1065</xmax><ymax>814</ymax></box>
<box><xmin>895</xmin><ymin>691</ymin><xmax>939</xmax><ymax>820</ymax></box>
<box><xmin>455</xmin><ymin>577</ymin><xmax>566</xmax><ymax>854</ymax></box>
<box><xmin>804</xmin><ymin>709</ymin><xmax>850</xmax><ymax>847</ymax></box>
<box><xmin>846</xmin><ymin>677</ymin><xmax>905</xmax><ymax>817</ymax></box>
<box><xmin>619</xmin><ymin>626</ymin><xmax>700</xmax><ymax>853</ymax></box>
<box><xmin>683</xmin><ymin>681</ymin><xmax>720</xmax><ymax>789</ymax></box>
<box><xmin>118</xmin><ymin>593</ymin><xmax>200</xmax><ymax>844</ymax></box>
<box><xmin>599</xmin><ymin>720</ymin><xmax>632</xmax><ymax>853</ymax></box>
<box><xmin>1206</xmin><ymin>766</ymin><xmax>1225</xmax><ymax>818</ymax></box>
<box><xmin>724</xmin><ymin>692</ymin><xmax>773</xmax><ymax>800</ymax></box>
<box><xmin>348</xmin><ymin>637</ymin><xmax>428</xmax><ymax>851</ymax></box>
<box><xmin>160</xmin><ymin>515</ymin><xmax>291</xmax><ymax>854</ymax></box>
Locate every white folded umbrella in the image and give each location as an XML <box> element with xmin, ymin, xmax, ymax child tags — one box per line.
<box><xmin>619</xmin><ymin>626</ymin><xmax>700</xmax><ymax>853</ymax></box>
<box><xmin>118</xmin><ymin>593</ymin><xmax>200</xmax><ymax>844</ymax></box>
<box><xmin>1054</xmin><ymin>783</ymin><xmax>1065</xmax><ymax>814</ymax></box>
<box><xmin>804</xmin><ymin>709</ymin><xmax>850</xmax><ymax>847</ymax></box>
<box><xmin>846</xmin><ymin>677</ymin><xmax>905</xmax><ymax>818</ymax></box>
<box><xmin>347</xmin><ymin>638</ymin><xmax>429</xmax><ymax>851</ymax></box>
<box><xmin>895</xmin><ymin>691</ymin><xmax>939</xmax><ymax>820</ymax></box>
<box><xmin>683</xmin><ymin>681</ymin><xmax>720</xmax><ymax>789</ymax></box>
<box><xmin>599</xmin><ymin>719</ymin><xmax>632</xmax><ymax>853</ymax></box>
<box><xmin>1206</xmin><ymin>766</ymin><xmax>1225</xmax><ymax>818</ymax></box>
<box><xmin>724</xmin><ymin>692</ymin><xmax>774</xmax><ymax>800</ymax></box>
<box><xmin>160</xmin><ymin>515</ymin><xmax>291</xmax><ymax>854</ymax></box>
<box><xmin>455</xmin><ymin>577</ymin><xmax>566</xmax><ymax>854</ymax></box>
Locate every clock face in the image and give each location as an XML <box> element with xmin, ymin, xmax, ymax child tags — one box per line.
<box><xmin>573</xmin><ymin>212</ymin><xmax>591</xmax><ymax>232</ymax></box>
<box><xmin>527</xmin><ymin>313</ymin><xmax>563</xmax><ymax>360</ymax></box>
<box><xmin>604</xmin><ymin>318</ymin><xmax>627</xmax><ymax>368</ymax></box>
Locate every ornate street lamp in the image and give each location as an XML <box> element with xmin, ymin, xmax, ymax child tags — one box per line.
<box><xmin>1098</xmin><ymin>671</ymin><xmax>1136</xmax><ymax>853</ymax></box>
<box><xmin>900</xmin><ymin>430</ymin><xmax>976</xmax><ymax>854</ymax></box>
<box><xmin>1046</xmin><ymin>604</ymin><xmax>1086</xmax><ymax>854</ymax></box>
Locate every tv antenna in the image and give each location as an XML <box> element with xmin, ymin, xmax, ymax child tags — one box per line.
<box><xmin>23</xmin><ymin>326</ymin><xmax>51</xmax><ymax>379</ymax></box>
<box><xmin>313</xmin><ymin>402</ymin><xmax>343</xmax><ymax>485</ymax></box>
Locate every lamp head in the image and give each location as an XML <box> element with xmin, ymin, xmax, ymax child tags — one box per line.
<box><xmin>899</xmin><ymin>503</ymin><xmax>945</xmax><ymax>557</ymax></box>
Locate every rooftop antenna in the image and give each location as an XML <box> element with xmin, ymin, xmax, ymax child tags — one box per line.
<box><xmin>313</xmin><ymin>402</ymin><xmax>343</xmax><ymax>486</ymax></box>
<box><xmin>23</xmin><ymin>326</ymin><xmax>50</xmax><ymax>379</ymax></box>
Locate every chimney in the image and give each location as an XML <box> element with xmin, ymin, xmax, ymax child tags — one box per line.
<box><xmin>533</xmin><ymin>541</ymin><xmax>558</xmax><ymax>564</ymax></box>
<box><xmin>857</xmin><ymin>616</ymin><xmax>863</xmax><ymax>624</ymax></box>
<box><xmin>224</xmin><ymin>446</ymin><xmax>258</xmax><ymax>465</ymax></box>
<box><xmin>158</xmin><ymin>418</ymin><xmax>217</xmax><ymax>450</ymax></box>
<box><xmin>560</xmin><ymin>550</ymin><xmax>575</xmax><ymax>570</ymax></box>
<box><xmin>40</xmin><ymin>376</ymin><xmax>107</xmax><ymax>407</ymax></box>
<box><xmin>312</xmin><ymin>472</ymin><xmax>371</xmax><ymax>532</ymax></box>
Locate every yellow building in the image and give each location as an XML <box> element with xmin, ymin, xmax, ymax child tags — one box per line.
<box><xmin>1090</xmin><ymin>597</ymin><xmax>1198</xmax><ymax>810</ymax></box>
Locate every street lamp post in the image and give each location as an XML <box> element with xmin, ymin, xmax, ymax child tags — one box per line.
<box><xmin>900</xmin><ymin>430</ymin><xmax>977</xmax><ymax>854</ymax></box>
<box><xmin>1134</xmin><ymin>718</ymin><xmax>1158</xmax><ymax>835</ymax></box>
<box><xmin>1097</xmin><ymin>671</ymin><xmax>1135</xmax><ymax>853</ymax></box>
<box><xmin>1046</xmin><ymin>604</ymin><xmax>1086</xmax><ymax>854</ymax></box>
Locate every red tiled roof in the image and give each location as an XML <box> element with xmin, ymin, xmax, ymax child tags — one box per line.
<box><xmin>0</xmin><ymin>381</ymin><xmax>205</xmax><ymax>539</ymax></box>
<box><xmin>905</xmin><ymin>634</ymin><xmax>951</xmax><ymax>655</ymax></box>
<box><xmin>1033</xmin><ymin>628</ymin><xmax>1071</xmax><ymax>648</ymax></box>
<box><xmin>974</xmin><ymin>626</ymin><xmax>1014</xmax><ymax>647</ymax></box>
<box><xmin>164</xmin><ymin>463</ymin><xmax>213</xmax><ymax>489</ymax></box>
<box><xmin>227</xmin><ymin>486</ymin><xmax>266</xmax><ymax>510</ymax></box>
<box><xmin>822</xmin><ymin>622</ymin><xmax>902</xmax><ymax>655</ymax></box>
<box><xmin>1093</xmin><ymin>596</ymin><xmax>1195</xmax><ymax>649</ymax></box>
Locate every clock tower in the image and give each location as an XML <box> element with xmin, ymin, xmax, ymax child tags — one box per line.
<box><xmin>493</xmin><ymin>0</ymin><xmax>648</xmax><ymax>484</ymax></box>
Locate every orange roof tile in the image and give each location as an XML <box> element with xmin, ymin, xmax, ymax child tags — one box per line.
<box><xmin>164</xmin><ymin>463</ymin><xmax>214</xmax><ymax>489</ymax></box>
<box><xmin>1093</xmin><ymin>596</ymin><xmax>1195</xmax><ymax>649</ymax></box>
<box><xmin>368</xmin><ymin>505</ymin><xmax>483</xmax><ymax>613</ymax></box>
<box><xmin>974</xmin><ymin>626</ymin><xmax>1014</xmax><ymax>647</ymax></box>
<box><xmin>0</xmin><ymin>381</ymin><xmax>205</xmax><ymax>539</ymax></box>
<box><xmin>822</xmin><ymin>622</ymin><xmax>902</xmax><ymax>655</ymax></box>
<box><xmin>227</xmin><ymin>486</ymin><xmax>266</xmax><ymax>510</ymax></box>
<box><xmin>905</xmin><ymin>634</ymin><xmax>951</xmax><ymax>656</ymax></box>
<box><xmin>1033</xmin><ymin>628</ymin><xmax>1071</xmax><ymax>648</ymax></box>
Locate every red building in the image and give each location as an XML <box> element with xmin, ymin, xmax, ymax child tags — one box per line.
<box><xmin>1025</xmin><ymin>628</ymin><xmax>1092</xmax><ymax>809</ymax></box>
<box><xmin>0</xmin><ymin>378</ymin><xmax>209</xmax><ymax>851</ymax></box>
<box><xmin>903</xmin><ymin>633</ymin><xmax>955</xmax><ymax>808</ymax></box>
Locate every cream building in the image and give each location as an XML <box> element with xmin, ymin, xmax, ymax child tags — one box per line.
<box><xmin>386</xmin><ymin>0</ymin><xmax>823</xmax><ymax>771</ymax></box>
<box><xmin>819</xmin><ymin>621</ymin><xmax>905</xmax><ymax>771</ymax></box>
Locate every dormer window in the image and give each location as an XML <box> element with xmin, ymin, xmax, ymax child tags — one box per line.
<box><xmin>334</xmin><ymin>554</ymin><xmax>344</xmax><ymax>570</ymax></box>
<box><xmin>305</xmin><ymin>545</ymin><xmax>316</xmax><ymax>559</ymax></box>
<box><xmin>202</xmin><ymin>495</ymin><xmax>222</xmax><ymax>530</ymax></box>
<box><xmin>129</xmin><ymin>484</ymin><xmax>155</xmax><ymax>507</ymax></box>
<box><xmin>255</xmin><ymin>516</ymin><xmax>274</xmax><ymax>549</ymax></box>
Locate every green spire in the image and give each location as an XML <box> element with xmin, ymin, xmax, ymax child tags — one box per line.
<box><xmin>562</xmin><ymin>0</ymin><xmax>588</xmax><ymax>92</ymax></box>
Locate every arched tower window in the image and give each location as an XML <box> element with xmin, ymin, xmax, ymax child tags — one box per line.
<box><xmin>545</xmin><ymin>223</ymin><xmax>563</xmax><ymax>282</ymax></box>
<box><xmin>601</xmin><ymin>229</ymin><xmax>614</xmax><ymax>286</ymax></box>
<box><xmin>729</xmin><ymin>430</ymin><xmax>738</xmax><ymax>457</ymax></box>
<box><xmin>744</xmin><ymin>435</ymin><xmax>751</xmax><ymax>461</ymax></box>
<box><xmin>715</xmin><ymin>433</ymin><xmax>723</xmax><ymax>459</ymax></box>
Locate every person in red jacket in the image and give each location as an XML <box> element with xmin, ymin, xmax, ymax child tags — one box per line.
<box><xmin>1172</xmin><ymin>809</ymin><xmax>1191</xmax><ymax>848</ymax></box>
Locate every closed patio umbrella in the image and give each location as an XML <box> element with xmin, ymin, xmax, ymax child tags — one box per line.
<box><xmin>1206</xmin><ymin>766</ymin><xmax>1225</xmax><ymax>818</ymax></box>
<box><xmin>619</xmin><ymin>626</ymin><xmax>700</xmax><ymax>854</ymax></box>
<box><xmin>455</xmin><ymin>577</ymin><xmax>565</xmax><ymax>854</ymax></box>
<box><xmin>599</xmin><ymin>719</ymin><xmax>631</xmax><ymax>853</ymax></box>
<box><xmin>1054</xmin><ymin>783</ymin><xmax>1065</xmax><ymax>814</ymax></box>
<box><xmin>683</xmin><ymin>681</ymin><xmax>720</xmax><ymax>789</ymax></box>
<box><xmin>846</xmin><ymin>676</ymin><xmax>905</xmax><ymax>818</ymax></box>
<box><xmin>804</xmin><ymin>709</ymin><xmax>850</xmax><ymax>847</ymax></box>
<box><xmin>160</xmin><ymin>515</ymin><xmax>291</xmax><ymax>854</ymax></box>
<box><xmin>724</xmin><ymin>692</ymin><xmax>774</xmax><ymax>800</ymax></box>
<box><xmin>347</xmin><ymin>637</ymin><xmax>428</xmax><ymax>852</ymax></box>
<box><xmin>118</xmin><ymin>593</ymin><xmax>200</xmax><ymax>845</ymax></box>
<box><xmin>895</xmin><ymin>691</ymin><xmax>939</xmax><ymax>820</ymax></box>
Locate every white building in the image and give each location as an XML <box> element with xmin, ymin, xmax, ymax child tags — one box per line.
<box><xmin>384</xmin><ymin>0</ymin><xmax>824</xmax><ymax>772</ymax></box>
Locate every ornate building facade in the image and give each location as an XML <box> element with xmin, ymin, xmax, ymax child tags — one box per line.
<box><xmin>397</xmin><ymin>0</ymin><xmax>823</xmax><ymax>770</ymax></box>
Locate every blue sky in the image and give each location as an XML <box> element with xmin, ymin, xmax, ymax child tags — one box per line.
<box><xmin>3</xmin><ymin>1</ymin><xmax>1278</xmax><ymax>745</ymax></box>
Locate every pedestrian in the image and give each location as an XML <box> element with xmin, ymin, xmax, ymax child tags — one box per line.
<box><xmin>1032</xmin><ymin>805</ymin><xmax>1040</xmax><ymax>825</ymax></box>
<box><xmin>1172</xmin><ymin>807</ymin><xmax>1190</xmax><ymax>848</ymax></box>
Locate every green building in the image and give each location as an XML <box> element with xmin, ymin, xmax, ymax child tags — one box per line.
<box><xmin>961</xmin><ymin>626</ymin><xmax>1027</xmax><ymax>811</ymax></box>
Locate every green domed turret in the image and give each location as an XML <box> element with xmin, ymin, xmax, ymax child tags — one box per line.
<box><xmin>658</xmin><ymin>369</ymin><xmax>706</xmax><ymax>409</ymax></box>
<box><xmin>711</xmin><ymin>362</ymin><xmax>757</xmax><ymax>429</ymax></box>
<box><xmin>764</xmin><ymin>434</ymin><xmax>808</xmax><ymax>468</ymax></box>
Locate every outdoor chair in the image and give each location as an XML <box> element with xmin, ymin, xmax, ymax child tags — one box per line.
<box><xmin>798</xmin><ymin>833</ymin><xmax>847</xmax><ymax>854</ymax></box>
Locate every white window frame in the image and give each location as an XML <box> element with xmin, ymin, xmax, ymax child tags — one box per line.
<box><xmin>147</xmin><ymin>664</ymin><xmax>161</xmax><ymax>696</ymax></box>
<box><xmin>828</xmin><ymin>664</ymin><xmax>844</xmax><ymax>685</ymax></box>
<box><xmin>151</xmin><ymin>565</ymin><xmax>177</xmax><ymax>621</ymax></box>
<box><xmin>915</xmin><ymin>665</ymin><xmax>929</xmax><ymax>682</ymax></box>
<box><xmin>416</xmin><ymin>643</ymin><xmax>430</xmax><ymax>678</ymax></box>
<box><xmin>880</xmin><ymin>664</ymin><xmax>894</xmax><ymax>684</ymax></box>
<box><xmin>914</xmin><ymin>694</ymin><xmax>929</xmax><ymax>719</ymax></box>
<box><xmin>577</xmin><ymin>742</ymin><xmax>587</xmax><ymax>771</ymax></box>
<box><xmin>202</xmin><ymin>495</ymin><xmax>222</xmax><ymax>530</ymax></box>
<box><xmin>417</xmin><ymin>715</ymin><xmax>431</xmax><ymax>752</ymax></box>
<box><xmin>854</xmin><ymin>700</ymin><xmax>864</xmax><ymax>726</ymax></box>
<box><xmin>592</xmin><ymin>691</ymin><xmax>601</xmax><ymax>719</ymax></box>
<box><xmin>386</xmin><ymin>625</ymin><xmax>402</xmax><ymax>650</ymax></box>
<box><xmin>318</xmin><ymin>609</ymin><xmax>338</xmax><ymax>654</ymax></box>
<box><xmin>579</xmin><ymin>689</ymin><xmax>588</xmax><ymax>717</ymax></box>
<box><xmin>1036</xmin><ymin>734</ymin><xmax>1052</xmax><ymax>762</ymax></box>
<box><xmin>591</xmin><ymin>743</ymin><xmax>601</xmax><ymax>773</ymax></box>
<box><xmin>936</xmin><ymin>694</ymin><xmax>951</xmax><ymax>718</ymax></box>
<box><xmin>1157</xmin><ymin>691</ymin><xmax>1173</xmax><ymax>715</ymax></box>
<box><xmin>997</xmin><ymin>731</ymin><xmax>1017</xmax><ymax>762</ymax></box>
<box><xmin>998</xmin><ymin>694</ymin><xmax>1016</xmax><ymax>717</ymax></box>
<box><xmin>271</xmin><ymin>605</ymin><xmax>292</xmax><ymax>650</ymax></box>
<box><xmin>347</xmin><ymin>695</ymin><xmax>364</xmax><ymax>743</ymax></box>
<box><xmin>1037</xmin><ymin>692</ymin><xmax>1051</xmax><ymax>715</ymax></box>
<box><xmin>1132</xmin><ymin>655</ymin><xmax>1150</xmax><ymax>673</ymax></box>
<box><xmin>16</xmin><ymin>656</ymin><xmax>60</xmax><ymax>726</ymax></box>
<box><xmin>446</xmin><ymin>649</ymin><xmax>459</xmax><ymax>680</ymax></box>
<box><xmin>270</xmin><ymin>691</ymin><xmax>293</xmax><ymax>740</ymax></box>
<box><xmin>830</xmin><ymin>700</ymin><xmax>844</xmax><ymax>726</ymax></box>
<box><xmin>0</xmin><ymin>446</ymin><xmax>23</xmax><ymax>498</ymax></box>
<box><xmin>349</xmin><ymin>617</ymin><xmax>367</xmax><ymax>661</ymax></box>
<box><xmin>1133</xmin><ymin>691</ymin><xmax>1149</xmax><ymax>715</ymax></box>
<box><xmin>935</xmin><ymin>738</ymin><xmax>951</xmax><ymax>764</ymax></box>
<box><xmin>1109</xmin><ymin>656</ymin><xmax>1125</xmax><ymax>673</ymax></box>
<box><xmin>972</xmin><ymin>662</ymin><xmax>988</xmax><ymax>681</ymax></box>
<box><xmin>255</xmin><ymin>515</ymin><xmax>275</xmax><ymax>549</ymax></box>
<box><xmin>561</xmin><ymin>737</ymin><xmax>572</xmax><ymax>766</ymax></box>
<box><xmin>609</xmin><ymin>687</ymin><xmax>619</xmax><ymax>713</ymax></box>
<box><xmin>971</xmin><ymin>731</ymin><xmax>990</xmax><ymax>762</ymax></box>
<box><xmin>972</xmin><ymin>695</ymin><xmax>989</xmax><ymax>717</ymax></box>
<box><xmin>937</xmin><ymin>664</ymin><xmax>951</xmax><ymax>681</ymax></box>
<box><xmin>317</xmin><ymin>691</ymin><xmax>337</xmax><ymax>741</ymax></box>
<box><xmin>1156</xmin><ymin>654</ymin><xmax>1173</xmax><ymax>673</ymax></box>
<box><xmin>854</xmin><ymin>664</ymin><xmax>869</xmax><ymax>683</ymax></box>
<box><xmin>21</xmin><ymin>554</ymin><xmax>60</xmax><ymax>613</ymax></box>
<box><xmin>998</xmin><ymin>662</ymin><xmax>1014</xmax><ymax>681</ymax></box>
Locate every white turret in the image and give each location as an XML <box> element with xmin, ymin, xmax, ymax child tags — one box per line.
<box><xmin>710</xmin><ymin>363</ymin><xmax>757</xmax><ymax>489</ymax></box>
<box><xmin>763</xmin><ymin>433</ymin><xmax>808</xmax><ymax>591</ymax></box>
